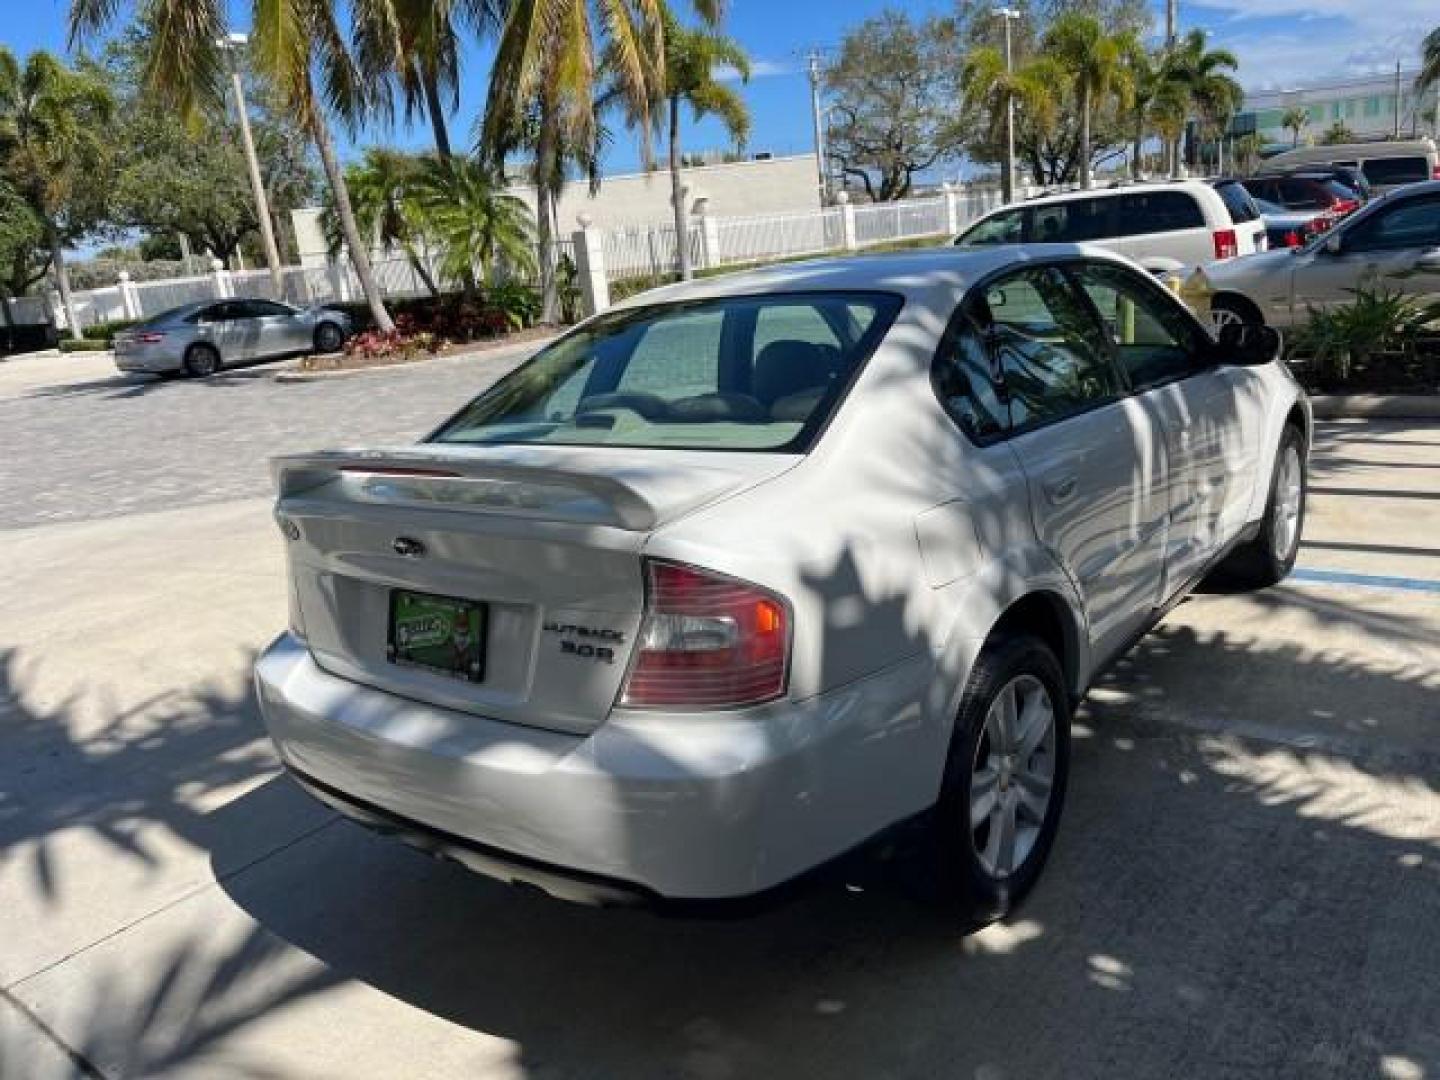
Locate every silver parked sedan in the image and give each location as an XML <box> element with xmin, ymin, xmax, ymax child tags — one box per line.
<box><xmin>1201</xmin><ymin>179</ymin><xmax>1440</xmax><ymax>329</ymax></box>
<box><xmin>114</xmin><ymin>299</ymin><xmax>351</xmax><ymax>377</ymax></box>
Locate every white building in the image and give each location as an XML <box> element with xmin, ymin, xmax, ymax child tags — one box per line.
<box><xmin>1238</xmin><ymin>70</ymin><xmax>1440</xmax><ymax>147</ymax></box>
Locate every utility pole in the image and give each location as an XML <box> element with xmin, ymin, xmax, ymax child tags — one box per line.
<box><xmin>993</xmin><ymin>8</ymin><xmax>1021</xmax><ymax>204</ymax></box>
<box><xmin>1394</xmin><ymin>60</ymin><xmax>1403</xmax><ymax>139</ymax></box>
<box><xmin>1166</xmin><ymin>0</ymin><xmax>1177</xmax><ymax>45</ymax></box>
<box><xmin>218</xmin><ymin>33</ymin><xmax>284</xmax><ymax>296</ymax></box>
<box><xmin>807</xmin><ymin>50</ymin><xmax>828</xmax><ymax>207</ymax></box>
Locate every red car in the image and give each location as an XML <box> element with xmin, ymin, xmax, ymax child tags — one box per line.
<box><xmin>1241</xmin><ymin>174</ymin><xmax>1362</xmax><ymax>219</ymax></box>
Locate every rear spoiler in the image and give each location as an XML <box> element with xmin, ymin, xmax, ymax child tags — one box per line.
<box><xmin>271</xmin><ymin>449</ymin><xmax>738</xmax><ymax>532</ymax></box>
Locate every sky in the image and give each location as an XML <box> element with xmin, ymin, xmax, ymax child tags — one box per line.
<box><xmin>7</xmin><ymin>0</ymin><xmax>1437</xmax><ymax>177</ymax></box>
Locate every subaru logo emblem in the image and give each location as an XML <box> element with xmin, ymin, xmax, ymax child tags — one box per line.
<box><xmin>392</xmin><ymin>536</ymin><xmax>426</xmax><ymax>558</ymax></box>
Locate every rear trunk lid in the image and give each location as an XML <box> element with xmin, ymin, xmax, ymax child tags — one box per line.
<box><xmin>274</xmin><ymin>444</ymin><xmax>797</xmax><ymax>734</ymax></box>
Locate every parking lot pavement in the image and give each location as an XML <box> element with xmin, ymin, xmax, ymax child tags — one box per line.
<box><xmin>0</xmin><ymin>410</ymin><xmax>1436</xmax><ymax>1079</ymax></box>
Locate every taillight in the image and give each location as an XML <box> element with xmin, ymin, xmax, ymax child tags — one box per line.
<box><xmin>1284</xmin><ymin>230</ymin><xmax>1302</xmax><ymax>248</ymax></box>
<box><xmin>1331</xmin><ymin>198</ymin><xmax>1359</xmax><ymax>216</ymax></box>
<box><xmin>136</xmin><ymin>332</ymin><xmax>166</xmax><ymax>344</ymax></box>
<box><xmin>1213</xmin><ymin>229</ymin><xmax>1238</xmax><ymax>259</ymax></box>
<box><xmin>1432</xmin><ymin>164</ymin><xmax>1440</xmax><ymax>180</ymax></box>
<box><xmin>619</xmin><ymin>560</ymin><xmax>790</xmax><ymax>709</ymax></box>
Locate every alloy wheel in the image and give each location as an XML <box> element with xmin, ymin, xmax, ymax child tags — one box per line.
<box><xmin>970</xmin><ymin>673</ymin><xmax>1057</xmax><ymax>879</ymax></box>
<box><xmin>1271</xmin><ymin>444</ymin><xmax>1304</xmax><ymax>560</ymax></box>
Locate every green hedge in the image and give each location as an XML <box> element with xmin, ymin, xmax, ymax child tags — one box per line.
<box><xmin>81</xmin><ymin>318</ymin><xmax>142</xmax><ymax>342</ymax></box>
<box><xmin>59</xmin><ymin>337</ymin><xmax>112</xmax><ymax>353</ymax></box>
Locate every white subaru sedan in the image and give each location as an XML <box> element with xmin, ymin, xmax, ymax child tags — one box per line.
<box><xmin>255</xmin><ymin>247</ymin><xmax>1310</xmax><ymax>924</ymax></box>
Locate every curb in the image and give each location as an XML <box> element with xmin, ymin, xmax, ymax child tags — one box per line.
<box><xmin>1308</xmin><ymin>394</ymin><xmax>1440</xmax><ymax>420</ymax></box>
<box><xmin>273</xmin><ymin>335</ymin><xmax>556</xmax><ymax>383</ymax></box>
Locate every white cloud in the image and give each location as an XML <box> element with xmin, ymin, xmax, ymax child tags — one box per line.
<box><xmin>712</xmin><ymin>59</ymin><xmax>793</xmax><ymax>81</ymax></box>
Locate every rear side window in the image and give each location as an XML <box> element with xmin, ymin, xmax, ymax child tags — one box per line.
<box><xmin>1213</xmin><ymin>182</ymin><xmax>1260</xmax><ymax>223</ymax></box>
<box><xmin>431</xmin><ymin>292</ymin><xmax>902</xmax><ymax>452</ymax></box>
<box><xmin>1115</xmin><ymin>191</ymin><xmax>1206</xmax><ymax>235</ymax></box>
<box><xmin>1279</xmin><ymin>178</ymin><xmax>1326</xmax><ymax>209</ymax></box>
<box><xmin>1362</xmin><ymin>157</ymin><xmax>1430</xmax><ymax>185</ymax></box>
<box><xmin>978</xmin><ymin>268</ymin><xmax>1124</xmax><ymax>430</ymax></box>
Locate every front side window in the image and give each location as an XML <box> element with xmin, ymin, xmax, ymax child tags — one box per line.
<box><xmin>1343</xmin><ymin>195</ymin><xmax>1440</xmax><ymax>252</ymax></box>
<box><xmin>976</xmin><ymin>268</ymin><xmax>1124</xmax><ymax>430</ymax></box>
<box><xmin>431</xmin><ymin>292</ymin><xmax>901</xmax><ymax>452</ymax></box>
<box><xmin>957</xmin><ymin>209</ymin><xmax>1024</xmax><ymax>246</ymax></box>
<box><xmin>1072</xmin><ymin>263</ymin><xmax>1202</xmax><ymax>390</ymax></box>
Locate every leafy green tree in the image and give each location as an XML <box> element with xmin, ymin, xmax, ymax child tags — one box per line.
<box><xmin>1282</xmin><ymin>105</ymin><xmax>1309</xmax><ymax>147</ymax></box>
<box><xmin>70</xmin><ymin>0</ymin><xmax>399</xmax><ymax>332</ymax></box>
<box><xmin>1043</xmin><ymin>14</ymin><xmax>1133</xmax><ymax>189</ymax></box>
<box><xmin>0</xmin><ymin>49</ymin><xmax>114</xmax><ymax>338</ymax></box>
<box><xmin>1165</xmin><ymin>29</ymin><xmax>1240</xmax><ymax>175</ymax></box>
<box><xmin>321</xmin><ymin>148</ymin><xmax>439</xmax><ymax>296</ymax></box>
<box><xmin>1320</xmin><ymin>120</ymin><xmax>1355</xmax><ymax>145</ymax></box>
<box><xmin>656</xmin><ymin>9</ymin><xmax>749</xmax><ymax>278</ymax></box>
<box><xmin>0</xmin><ymin>181</ymin><xmax>51</xmax><ymax>319</ymax></box>
<box><xmin>825</xmin><ymin>11</ymin><xmax>967</xmax><ymax>202</ymax></box>
<box><xmin>411</xmin><ymin>157</ymin><xmax>536</xmax><ymax>292</ymax></box>
<box><xmin>962</xmin><ymin>45</ymin><xmax>1061</xmax><ymax>193</ymax></box>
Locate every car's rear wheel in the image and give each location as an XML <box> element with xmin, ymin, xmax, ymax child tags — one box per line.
<box><xmin>926</xmin><ymin>633</ymin><xmax>1071</xmax><ymax>930</ymax></box>
<box><xmin>183</xmin><ymin>343</ymin><xmax>221</xmax><ymax>378</ymax></box>
<box><xmin>1220</xmin><ymin>424</ymin><xmax>1307</xmax><ymax>588</ymax></box>
<box><xmin>1210</xmin><ymin>294</ymin><xmax>1263</xmax><ymax>331</ymax></box>
<box><xmin>313</xmin><ymin>322</ymin><xmax>344</xmax><ymax>353</ymax></box>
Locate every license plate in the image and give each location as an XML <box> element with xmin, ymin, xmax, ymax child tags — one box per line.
<box><xmin>387</xmin><ymin>589</ymin><xmax>487</xmax><ymax>683</ymax></box>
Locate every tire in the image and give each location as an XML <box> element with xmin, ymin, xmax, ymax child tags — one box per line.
<box><xmin>925</xmin><ymin>634</ymin><xmax>1071</xmax><ymax>930</ymax></box>
<box><xmin>1210</xmin><ymin>294</ymin><xmax>1263</xmax><ymax>331</ymax></box>
<box><xmin>313</xmin><ymin>322</ymin><xmax>344</xmax><ymax>354</ymax></box>
<box><xmin>1219</xmin><ymin>424</ymin><xmax>1307</xmax><ymax>588</ymax></box>
<box><xmin>183</xmin><ymin>343</ymin><xmax>222</xmax><ymax>378</ymax></box>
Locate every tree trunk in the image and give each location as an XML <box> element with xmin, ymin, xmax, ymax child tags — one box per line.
<box><xmin>669</xmin><ymin>96</ymin><xmax>692</xmax><ymax>281</ymax></box>
<box><xmin>48</xmin><ymin>226</ymin><xmax>83</xmax><ymax>341</ymax></box>
<box><xmin>309</xmin><ymin>107</ymin><xmax>394</xmax><ymax>333</ymax></box>
<box><xmin>424</xmin><ymin>76</ymin><xmax>453</xmax><ymax>160</ymax></box>
<box><xmin>407</xmin><ymin>246</ymin><xmax>440</xmax><ymax>297</ymax></box>
<box><xmin>1133</xmin><ymin>113</ymin><xmax>1144</xmax><ymax>179</ymax></box>
<box><xmin>536</xmin><ymin>117</ymin><xmax>560</xmax><ymax>324</ymax></box>
<box><xmin>1079</xmin><ymin>84</ymin><xmax>1093</xmax><ymax>189</ymax></box>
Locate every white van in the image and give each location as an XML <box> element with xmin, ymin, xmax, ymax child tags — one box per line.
<box><xmin>1260</xmin><ymin>139</ymin><xmax>1440</xmax><ymax>194</ymax></box>
<box><xmin>953</xmin><ymin>180</ymin><xmax>1267</xmax><ymax>270</ymax></box>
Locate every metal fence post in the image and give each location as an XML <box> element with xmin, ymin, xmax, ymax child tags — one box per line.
<box><xmin>837</xmin><ymin>192</ymin><xmax>857</xmax><ymax>251</ymax></box>
<box><xmin>573</xmin><ymin>214</ymin><xmax>610</xmax><ymax>318</ymax></box>
<box><xmin>210</xmin><ymin>259</ymin><xmax>234</xmax><ymax>299</ymax></box>
<box><xmin>117</xmin><ymin>272</ymin><xmax>142</xmax><ymax>320</ymax></box>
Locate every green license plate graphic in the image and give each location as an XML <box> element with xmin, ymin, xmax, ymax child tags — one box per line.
<box><xmin>387</xmin><ymin>590</ymin><xmax>487</xmax><ymax>683</ymax></box>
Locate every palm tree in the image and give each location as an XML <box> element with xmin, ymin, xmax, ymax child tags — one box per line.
<box><xmin>355</xmin><ymin>0</ymin><xmax>504</xmax><ymax>159</ymax></box>
<box><xmin>0</xmin><ymin>49</ymin><xmax>113</xmax><ymax>339</ymax></box>
<box><xmin>412</xmin><ymin>156</ymin><xmax>536</xmax><ymax>290</ymax></box>
<box><xmin>478</xmin><ymin>0</ymin><xmax>722</xmax><ymax>320</ymax></box>
<box><xmin>321</xmin><ymin>148</ymin><xmax>439</xmax><ymax>296</ymax></box>
<box><xmin>961</xmin><ymin>47</ymin><xmax>1060</xmax><ymax>193</ymax></box>
<box><xmin>1043</xmin><ymin>13</ymin><xmax>1132</xmax><ymax>190</ymax></box>
<box><xmin>1165</xmin><ymin>29</ymin><xmax>1240</xmax><ymax>177</ymax></box>
<box><xmin>1281</xmin><ymin>105</ymin><xmax>1309</xmax><ymax>147</ymax></box>
<box><xmin>1122</xmin><ymin>42</ymin><xmax>1166</xmax><ymax>179</ymax></box>
<box><xmin>69</xmin><ymin>0</ymin><xmax>398</xmax><ymax>332</ymax></box>
<box><xmin>655</xmin><ymin>10</ymin><xmax>749</xmax><ymax>279</ymax></box>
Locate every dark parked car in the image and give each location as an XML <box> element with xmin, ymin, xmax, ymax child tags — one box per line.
<box><xmin>1257</xmin><ymin>164</ymin><xmax>1373</xmax><ymax>203</ymax></box>
<box><xmin>1241</xmin><ymin>174</ymin><xmax>1362</xmax><ymax>218</ymax></box>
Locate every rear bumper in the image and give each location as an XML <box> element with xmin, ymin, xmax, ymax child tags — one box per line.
<box><xmin>254</xmin><ymin>633</ymin><xmax>936</xmax><ymax>901</ymax></box>
<box><xmin>115</xmin><ymin>348</ymin><xmax>182</xmax><ymax>373</ymax></box>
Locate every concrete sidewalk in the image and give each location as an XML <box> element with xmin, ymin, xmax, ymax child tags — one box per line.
<box><xmin>0</xmin><ymin>423</ymin><xmax>1436</xmax><ymax>1079</ymax></box>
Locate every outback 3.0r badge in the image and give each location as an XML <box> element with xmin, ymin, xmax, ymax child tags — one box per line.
<box><xmin>543</xmin><ymin>621</ymin><xmax>625</xmax><ymax>663</ymax></box>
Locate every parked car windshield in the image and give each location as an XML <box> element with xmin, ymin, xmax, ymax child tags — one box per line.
<box><xmin>430</xmin><ymin>292</ymin><xmax>902</xmax><ymax>452</ymax></box>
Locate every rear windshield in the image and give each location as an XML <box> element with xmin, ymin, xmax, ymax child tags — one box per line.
<box><xmin>430</xmin><ymin>292</ymin><xmax>902</xmax><ymax>452</ymax></box>
<box><xmin>1361</xmin><ymin>157</ymin><xmax>1430</xmax><ymax>185</ymax></box>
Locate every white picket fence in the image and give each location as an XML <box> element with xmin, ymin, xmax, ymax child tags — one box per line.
<box><xmin>54</xmin><ymin>184</ymin><xmax>1017</xmax><ymax>330</ymax></box>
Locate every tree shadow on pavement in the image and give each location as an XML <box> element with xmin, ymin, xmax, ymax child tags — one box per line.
<box><xmin>4</xmin><ymin>587</ymin><xmax>1436</xmax><ymax>1079</ymax></box>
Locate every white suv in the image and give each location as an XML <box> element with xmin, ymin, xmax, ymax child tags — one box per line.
<box><xmin>955</xmin><ymin>180</ymin><xmax>1267</xmax><ymax>270</ymax></box>
<box><xmin>256</xmin><ymin>247</ymin><xmax>1309</xmax><ymax>925</ymax></box>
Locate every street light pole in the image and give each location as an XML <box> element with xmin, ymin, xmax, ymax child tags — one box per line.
<box><xmin>993</xmin><ymin>8</ymin><xmax>1020</xmax><ymax>204</ymax></box>
<box><xmin>807</xmin><ymin>50</ymin><xmax>829</xmax><ymax>207</ymax></box>
<box><xmin>219</xmin><ymin>33</ymin><xmax>284</xmax><ymax>297</ymax></box>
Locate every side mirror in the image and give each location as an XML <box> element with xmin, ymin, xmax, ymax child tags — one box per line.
<box><xmin>1324</xmin><ymin>234</ymin><xmax>1343</xmax><ymax>255</ymax></box>
<box><xmin>1214</xmin><ymin>322</ymin><xmax>1283</xmax><ymax>367</ymax></box>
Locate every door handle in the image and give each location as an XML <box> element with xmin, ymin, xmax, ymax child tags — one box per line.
<box><xmin>1044</xmin><ymin>476</ymin><xmax>1078</xmax><ymax>504</ymax></box>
